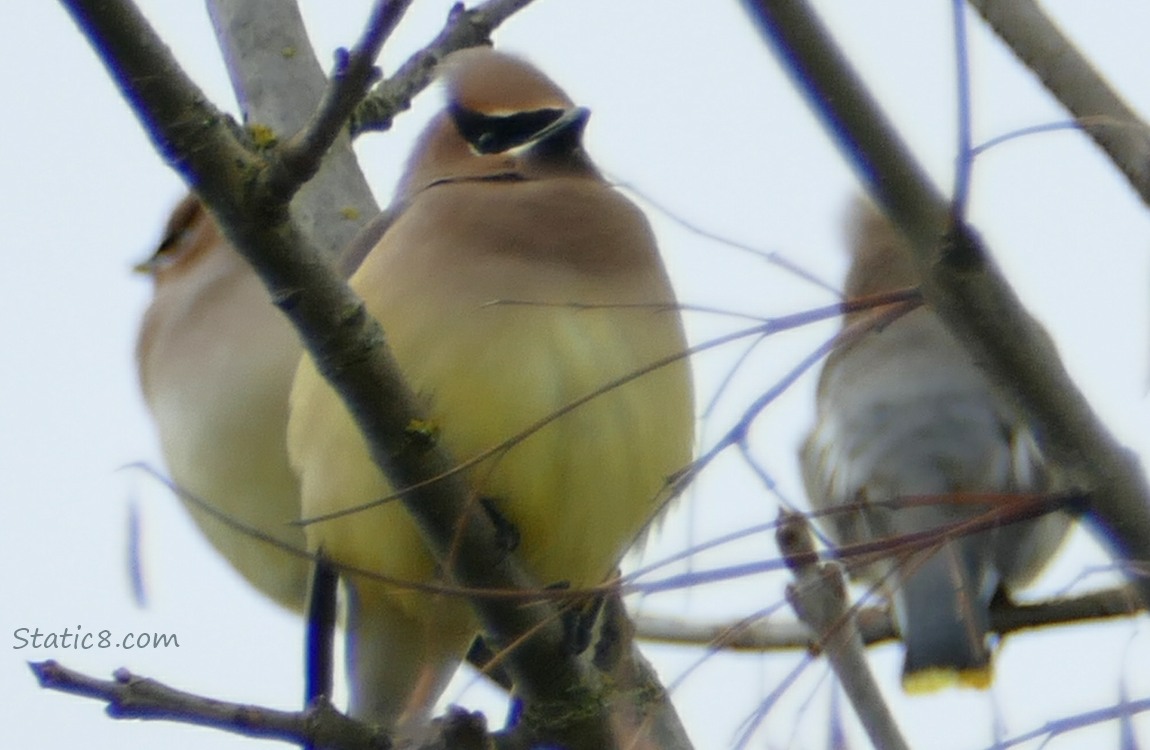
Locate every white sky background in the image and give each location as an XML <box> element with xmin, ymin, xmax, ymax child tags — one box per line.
<box><xmin>3</xmin><ymin>1</ymin><xmax>1150</xmax><ymax>748</ymax></box>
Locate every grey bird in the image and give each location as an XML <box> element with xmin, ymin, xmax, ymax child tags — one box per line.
<box><xmin>800</xmin><ymin>198</ymin><xmax>1070</xmax><ymax>692</ymax></box>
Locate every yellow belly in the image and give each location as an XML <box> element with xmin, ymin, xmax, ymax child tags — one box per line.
<box><xmin>290</xmin><ymin>300</ymin><xmax>689</xmax><ymax>627</ymax></box>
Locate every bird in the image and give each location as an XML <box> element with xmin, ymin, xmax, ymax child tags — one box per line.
<box><xmin>136</xmin><ymin>194</ymin><xmax>311</xmax><ymax>611</ymax></box>
<box><xmin>286</xmin><ymin>47</ymin><xmax>694</xmax><ymax>733</ymax></box>
<box><xmin>800</xmin><ymin>198</ymin><xmax>1070</xmax><ymax>693</ymax></box>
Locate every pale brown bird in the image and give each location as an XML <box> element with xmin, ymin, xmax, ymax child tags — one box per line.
<box><xmin>800</xmin><ymin>199</ymin><xmax>1070</xmax><ymax>692</ymax></box>
<box><xmin>136</xmin><ymin>196</ymin><xmax>310</xmax><ymax>610</ymax></box>
<box><xmin>287</xmin><ymin>48</ymin><xmax>694</xmax><ymax>732</ymax></box>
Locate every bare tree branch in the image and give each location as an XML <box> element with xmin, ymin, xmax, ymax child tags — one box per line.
<box><xmin>635</xmin><ymin>585</ymin><xmax>1140</xmax><ymax>651</ymax></box>
<box><xmin>966</xmin><ymin>0</ymin><xmax>1150</xmax><ymax>210</ymax></box>
<box><xmin>737</xmin><ymin>0</ymin><xmax>1150</xmax><ymax>608</ymax></box>
<box><xmin>31</xmin><ymin>660</ymin><xmax>505</xmax><ymax>749</ymax></box>
<box><xmin>32</xmin><ymin>644</ymin><xmax>690</xmax><ymax>750</ymax></box>
<box><xmin>253</xmin><ymin>0</ymin><xmax>409</xmax><ymax>204</ymax></box>
<box><xmin>29</xmin><ymin>661</ymin><xmax>391</xmax><ymax>749</ymax></box>
<box><xmin>992</xmin><ymin>694</ymin><xmax>1150</xmax><ymax>749</ymax></box>
<box><xmin>351</xmin><ymin>0</ymin><xmax>539</xmax><ymax>135</ymax></box>
<box><xmin>207</xmin><ymin>0</ymin><xmax>381</xmax><ymax>256</ymax></box>
<box><xmin>588</xmin><ymin>592</ymin><xmax>695</xmax><ymax>750</ymax></box>
<box><xmin>778</xmin><ymin>511</ymin><xmax>910</xmax><ymax>750</ymax></box>
<box><xmin>635</xmin><ymin>609</ymin><xmax>895</xmax><ymax>652</ymax></box>
<box><xmin>988</xmin><ymin>584</ymin><xmax>1143</xmax><ymax>634</ymax></box>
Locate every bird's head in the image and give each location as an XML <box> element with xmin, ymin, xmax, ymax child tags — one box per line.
<box><xmin>396</xmin><ymin>47</ymin><xmax>598</xmax><ymax>200</ymax></box>
<box><xmin>133</xmin><ymin>194</ymin><xmax>221</xmax><ymax>285</ymax></box>
<box><xmin>843</xmin><ymin>197</ymin><xmax>921</xmax><ymax>300</ymax></box>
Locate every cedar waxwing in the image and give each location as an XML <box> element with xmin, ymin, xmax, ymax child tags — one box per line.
<box><xmin>287</xmin><ymin>48</ymin><xmax>694</xmax><ymax>733</ymax></box>
<box><xmin>136</xmin><ymin>195</ymin><xmax>310</xmax><ymax>610</ymax></box>
<box><xmin>800</xmin><ymin>199</ymin><xmax>1070</xmax><ymax>692</ymax></box>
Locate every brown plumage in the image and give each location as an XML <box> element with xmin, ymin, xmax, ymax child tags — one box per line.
<box><xmin>287</xmin><ymin>48</ymin><xmax>694</xmax><ymax>734</ymax></box>
<box><xmin>136</xmin><ymin>195</ymin><xmax>310</xmax><ymax>610</ymax></box>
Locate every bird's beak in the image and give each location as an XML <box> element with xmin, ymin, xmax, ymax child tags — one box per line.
<box><xmin>133</xmin><ymin>256</ymin><xmax>159</xmax><ymax>275</ymax></box>
<box><xmin>530</xmin><ymin>106</ymin><xmax>591</xmax><ymax>151</ymax></box>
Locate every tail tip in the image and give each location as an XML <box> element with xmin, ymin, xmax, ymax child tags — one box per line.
<box><xmin>902</xmin><ymin>664</ymin><xmax>993</xmax><ymax>694</ymax></box>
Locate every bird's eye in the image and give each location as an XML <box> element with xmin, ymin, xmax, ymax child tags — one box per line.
<box><xmin>450</xmin><ymin>104</ymin><xmax>567</xmax><ymax>154</ymax></box>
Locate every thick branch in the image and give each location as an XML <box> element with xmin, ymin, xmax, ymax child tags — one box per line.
<box><xmin>590</xmin><ymin>592</ymin><xmax>694</xmax><ymax>750</ymax></box>
<box><xmin>207</xmin><ymin>0</ymin><xmax>381</xmax><ymax>256</ymax></box>
<box><xmin>61</xmin><ymin>1</ymin><xmax>617</xmax><ymax>746</ymax></box>
<box><xmin>738</xmin><ymin>0</ymin><xmax>1150</xmax><ymax>605</ymax></box>
<box><xmin>63</xmin><ymin>0</ymin><xmax>260</xmax><ymax>205</ymax></box>
<box><xmin>967</xmin><ymin>0</ymin><xmax>1150</xmax><ymax>209</ymax></box>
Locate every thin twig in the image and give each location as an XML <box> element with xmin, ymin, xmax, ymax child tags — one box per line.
<box><xmin>950</xmin><ymin>0</ymin><xmax>973</xmax><ymax>215</ymax></box>
<box><xmin>295</xmin><ymin>290</ymin><xmax>920</xmax><ymax>527</ymax></box>
<box><xmin>658</xmin><ymin>297</ymin><xmax>922</xmax><ymax>529</ymax></box>
<box><xmin>351</xmin><ymin>0</ymin><xmax>541</xmax><ymax>134</ymax></box>
<box><xmin>612</xmin><ymin>177</ymin><xmax>843</xmax><ymax>297</ymax></box>
<box><xmin>629</xmin><ymin>491</ymin><xmax>1078</xmax><ymax>596</ymax></box>
<box><xmin>257</xmin><ymin>0</ymin><xmax>410</xmax><ymax>202</ymax></box>
<box><xmin>987</xmin><ymin>695</ymin><xmax>1150</xmax><ymax>750</ymax></box>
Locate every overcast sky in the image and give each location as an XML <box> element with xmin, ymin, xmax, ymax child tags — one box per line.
<box><xmin>4</xmin><ymin>2</ymin><xmax>1150</xmax><ymax>748</ymax></box>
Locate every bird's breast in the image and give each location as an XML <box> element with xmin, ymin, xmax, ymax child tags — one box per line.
<box><xmin>289</xmin><ymin>182</ymin><xmax>693</xmax><ymax>617</ymax></box>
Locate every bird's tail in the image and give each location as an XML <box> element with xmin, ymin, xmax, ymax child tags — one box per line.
<box><xmin>896</xmin><ymin>539</ymin><xmax>994</xmax><ymax>694</ymax></box>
